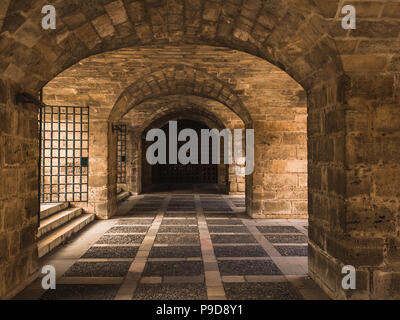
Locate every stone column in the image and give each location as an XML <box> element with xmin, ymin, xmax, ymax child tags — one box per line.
<box><xmin>87</xmin><ymin>120</ymin><xmax>116</xmax><ymax>219</ymax></box>
<box><xmin>126</xmin><ymin>129</ymin><xmax>141</xmax><ymax>195</ymax></box>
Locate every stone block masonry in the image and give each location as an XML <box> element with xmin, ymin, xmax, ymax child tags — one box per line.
<box><xmin>43</xmin><ymin>46</ymin><xmax>308</xmax><ymax>219</ymax></box>
<box><xmin>0</xmin><ymin>0</ymin><xmax>399</xmax><ymax>301</ymax></box>
<box><xmin>0</xmin><ymin>80</ymin><xmax>39</xmax><ymax>299</ymax></box>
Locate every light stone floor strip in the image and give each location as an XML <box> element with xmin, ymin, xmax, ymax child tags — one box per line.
<box><xmin>295</xmin><ymin>225</ymin><xmax>308</xmax><ymax>235</ymax></box>
<box><xmin>243</xmin><ymin>221</ymin><xmax>311</xmax><ymax>277</ymax></box>
<box><xmin>222</xmin><ymin>198</ymin><xmax>327</xmax><ymax>298</ymax></box>
<box><xmin>13</xmin><ymin>219</ymin><xmax>117</xmax><ymax>300</ymax></box>
<box><xmin>114</xmin><ymin>195</ymin><xmax>171</xmax><ymax>300</ymax></box>
<box><xmin>223</xmin><ymin>195</ymin><xmax>308</xmax><ymax>276</ymax></box>
<box><xmin>242</xmin><ymin>221</ymin><xmax>282</xmax><ymax>258</ymax></box>
<box><xmin>195</xmin><ymin>194</ymin><xmax>227</xmax><ymax>300</ymax></box>
<box><xmin>16</xmin><ymin>188</ymin><xmax>329</xmax><ymax>300</ymax></box>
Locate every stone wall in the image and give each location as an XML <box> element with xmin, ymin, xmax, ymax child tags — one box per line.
<box><xmin>307</xmin><ymin>1</ymin><xmax>400</xmax><ymax>300</ymax></box>
<box><xmin>120</xmin><ymin>96</ymin><xmax>245</xmax><ymax>195</ymax></box>
<box><xmin>0</xmin><ymin>80</ymin><xmax>39</xmax><ymax>299</ymax></box>
<box><xmin>43</xmin><ymin>46</ymin><xmax>308</xmax><ymax>219</ymax></box>
<box><xmin>1</xmin><ymin>0</ymin><xmax>399</xmax><ymax>300</ymax></box>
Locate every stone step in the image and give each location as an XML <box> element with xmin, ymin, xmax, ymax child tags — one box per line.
<box><xmin>40</xmin><ymin>203</ymin><xmax>69</xmax><ymax>220</ymax></box>
<box><xmin>37</xmin><ymin>207</ymin><xmax>83</xmax><ymax>239</ymax></box>
<box><xmin>117</xmin><ymin>191</ymin><xmax>131</xmax><ymax>202</ymax></box>
<box><xmin>38</xmin><ymin>213</ymin><xmax>95</xmax><ymax>258</ymax></box>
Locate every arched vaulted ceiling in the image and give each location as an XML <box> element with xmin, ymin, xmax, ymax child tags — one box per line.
<box><xmin>109</xmin><ymin>65</ymin><xmax>251</xmax><ymax>124</ymax></box>
<box><xmin>121</xmin><ymin>94</ymin><xmax>243</xmax><ymax>135</ymax></box>
<box><xmin>0</xmin><ymin>0</ymin><xmax>344</xmax><ymax>92</ymax></box>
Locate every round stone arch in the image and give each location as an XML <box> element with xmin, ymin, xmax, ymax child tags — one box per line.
<box><xmin>117</xmin><ymin>94</ymin><xmax>246</xmax><ymax>196</ymax></box>
<box><xmin>0</xmin><ymin>0</ymin><xmax>353</xmax><ymax>300</ymax></box>
<box><xmin>107</xmin><ymin>67</ymin><xmax>253</xmax><ymax>216</ymax></box>
<box><xmin>139</xmin><ymin>106</ymin><xmax>228</xmax><ymax>132</ymax></box>
<box><xmin>108</xmin><ymin>65</ymin><xmax>253</xmax><ymax>126</ymax></box>
<box><xmin>0</xmin><ymin>0</ymin><xmax>343</xmax><ymax>92</ymax></box>
<box><xmin>137</xmin><ymin>109</ymin><xmax>230</xmax><ymax>193</ymax></box>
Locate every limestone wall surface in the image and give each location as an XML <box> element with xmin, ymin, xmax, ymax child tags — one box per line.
<box><xmin>0</xmin><ymin>0</ymin><xmax>399</xmax><ymax>300</ymax></box>
<box><xmin>43</xmin><ymin>45</ymin><xmax>308</xmax><ymax>219</ymax></box>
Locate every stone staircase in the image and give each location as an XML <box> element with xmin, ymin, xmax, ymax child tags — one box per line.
<box><xmin>38</xmin><ymin>203</ymin><xmax>95</xmax><ymax>258</ymax></box>
<box><xmin>117</xmin><ymin>190</ymin><xmax>131</xmax><ymax>202</ymax></box>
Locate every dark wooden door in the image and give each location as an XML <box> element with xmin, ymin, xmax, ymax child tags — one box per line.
<box><xmin>152</xmin><ymin>120</ymin><xmax>218</xmax><ymax>184</ymax></box>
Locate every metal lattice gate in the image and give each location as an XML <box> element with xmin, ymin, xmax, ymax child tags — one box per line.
<box><xmin>40</xmin><ymin>106</ymin><xmax>89</xmax><ymax>203</ymax></box>
<box><xmin>117</xmin><ymin>124</ymin><xmax>127</xmax><ymax>184</ymax></box>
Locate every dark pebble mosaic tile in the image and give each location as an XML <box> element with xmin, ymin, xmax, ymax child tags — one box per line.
<box><xmin>170</xmin><ymin>195</ymin><xmax>193</xmax><ymax>197</ymax></box>
<box><xmin>155</xmin><ymin>234</ymin><xmax>200</xmax><ymax>245</ymax></box>
<box><xmin>264</xmin><ymin>234</ymin><xmax>308</xmax><ymax>244</ymax></box>
<box><xmin>134</xmin><ymin>202</ymin><xmax>161</xmax><ymax>207</ymax></box>
<box><xmin>203</xmin><ymin>207</ymin><xmax>232</xmax><ymax>212</ymax></box>
<box><xmin>208</xmin><ymin>226</ymin><xmax>249</xmax><ymax>234</ymax></box>
<box><xmin>106</xmin><ymin>226</ymin><xmax>149</xmax><ymax>234</ymax></box>
<box><xmin>167</xmin><ymin>206</ymin><xmax>196</xmax><ymax>210</ymax></box>
<box><xmin>200</xmin><ymin>201</ymin><xmax>221</xmax><ymax>204</ymax></box>
<box><xmin>207</xmin><ymin>219</ymin><xmax>244</xmax><ymax>226</ymax></box>
<box><xmin>275</xmin><ymin>245</ymin><xmax>308</xmax><ymax>256</ymax></box>
<box><xmin>210</xmin><ymin>234</ymin><xmax>257</xmax><ymax>244</ymax></box>
<box><xmin>202</xmin><ymin>201</ymin><xmax>230</xmax><ymax>205</ymax></box>
<box><xmin>131</xmin><ymin>207</ymin><xmax>159</xmax><ymax>212</ymax></box>
<box><xmin>168</xmin><ymin>202</ymin><xmax>195</xmax><ymax>206</ymax></box>
<box><xmin>256</xmin><ymin>226</ymin><xmax>300</xmax><ymax>234</ymax></box>
<box><xmin>169</xmin><ymin>202</ymin><xmax>195</xmax><ymax>206</ymax></box>
<box><xmin>158</xmin><ymin>226</ymin><xmax>199</xmax><ymax>233</ymax></box>
<box><xmin>133</xmin><ymin>283</ymin><xmax>207</xmax><ymax>300</ymax></box>
<box><xmin>205</xmin><ymin>213</ymin><xmax>237</xmax><ymax>218</ymax></box>
<box><xmin>96</xmin><ymin>234</ymin><xmax>145</xmax><ymax>244</ymax></box>
<box><xmin>40</xmin><ymin>285</ymin><xmax>120</xmax><ymax>300</ymax></box>
<box><xmin>149</xmin><ymin>246</ymin><xmax>202</xmax><ymax>258</ymax></box>
<box><xmin>81</xmin><ymin>246</ymin><xmax>139</xmax><ymax>259</ymax></box>
<box><xmin>218</xmin><ymin>260</ymin><xmax>282</xmax><ymax>276</ymax></box>
<box><xmin>164</xmin><ymin>212</ymin><xmax>197</xmax><ymax>217</ymax></box>
<box><xmin>127</xmin><ymin>211</ymin><xmax>157</xmax><ymax>217</ymax></box>
<box><xmin>143</xmin><ymin>261</ymin><xmax>204</xmax><ymax>277</ymax></box>
<box><xmin>224</xmin><ymin>282</ymin><xmax>303</xmax><ymax>300</ymax></box>
<box><xmin>213</xmin><ymin>245</ymin><xmax>268</xmax><ymax>258</ymax></box>
<box><xmin>162</xmin><ymin>219</ymin><xmax>197</xmax><ymax>226</ymax></box>
<box><xmin>117</xmin><ymin>219</ymin><xmax>154</xmax><ymax>225</ymax></box>
<box><xmin>143</xmin><ymin>196</ymin><xmax>165</xmax><ymax>201</ymax></box>
<box><xmin>64</xmin><ymin>261</ymin><xmax>131</xmax><ymax>277</ymax></box>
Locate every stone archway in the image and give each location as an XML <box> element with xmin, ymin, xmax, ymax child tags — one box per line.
<box><xmin>106</xmin><ymin>65</ymin><xmax>253</xmax><ymax>221</ymax></box>
<box><xmin>0</xmin><ymin>0</ymin><xmax>342</xmax><ymax>91</ymax></box>
<box><xmin>4</xmin><ymin>0</ymin><xmax>399</xmax><ymax>301</ymax></box>
<box><xmin>108</xmin><ymin>65</ymin><xmax>252</xmax><ymax>125</ymax></box>
<box><xmin>122</xmin><ymin>100</ymin><xmax>233</xmax><ymax>195</ymax></box>
<box><xmin>138</xmin><ymin>111</ymin><xmax>229</xmax><ymax>193</ymax></box>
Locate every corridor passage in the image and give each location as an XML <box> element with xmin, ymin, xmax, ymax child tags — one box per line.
<box><xmin>16</xmin><ymin>185</ymin><xmax>327</xmax><ymax>300</ymax></box>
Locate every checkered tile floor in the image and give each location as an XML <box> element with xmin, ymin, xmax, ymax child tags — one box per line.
<box><xmin>16</xmin><ymin>184</ymin><xmax>328</xmax><ymax>300</ymax></box>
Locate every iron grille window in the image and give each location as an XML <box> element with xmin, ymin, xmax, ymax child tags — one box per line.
<box><xmin>40</xmin><ymin>106</ymin><xmax>89</xmax><ymax>203</ymax></box>
<box><xmin>117</xmin><ymin>124</ymin><xmax>127</xmax><ymax>184</ymax></box>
